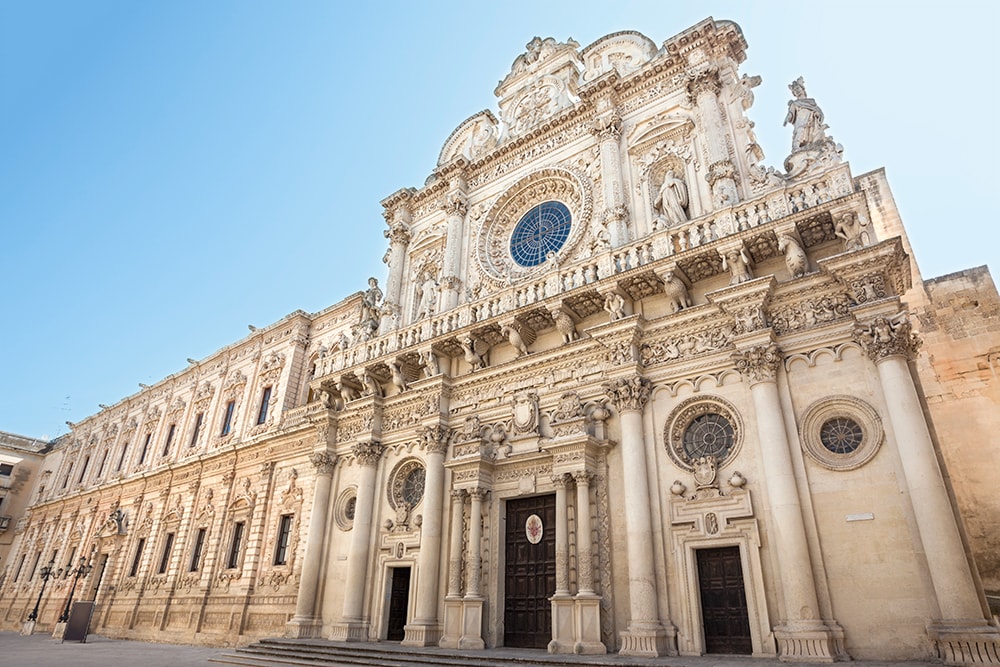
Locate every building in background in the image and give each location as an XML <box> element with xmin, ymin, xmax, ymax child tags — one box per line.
<box><xmin>2</xmin><ymin>18</ymin><xmax>998</xmax><ymax>664</ymax></box>
<box><xmin>0</xmin><ymin>430</ymin><xmax>50</xmax><ymax>581</ymax></box>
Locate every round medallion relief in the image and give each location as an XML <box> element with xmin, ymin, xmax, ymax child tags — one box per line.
<box><xmin>664</xmin><ymin>396</ymin><xmax>743</xmax><ymax>471</ymax></box>
<box><xmin>525</xmin><ymin>514</ymin><xmax>543</xmax><ymax>544</ymax></box>
<box><xmin>334</xmin><ymin>487</ymin><xmax>358</xmax><ymax>531</ymax></box>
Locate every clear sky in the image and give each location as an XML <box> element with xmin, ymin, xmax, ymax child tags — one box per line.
<box><xmin>2</xmin><ymin>1</ymin><xmax>997</xmax><ymax>440</ymax></box>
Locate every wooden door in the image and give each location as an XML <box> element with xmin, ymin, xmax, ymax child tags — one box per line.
<box><xmin>504</xmin><ymin>494</ymin><xmax>556</xmax><ymax>649</ymax></box>
<box><xmin>386</xmin><ymin>566</ymin><xmax>410</xmax><ymax>641</ymax></box>
<box><xmin>697</xmin><ymin>546</ymin><xmax>752</xmax><ymax>654</ymax></box>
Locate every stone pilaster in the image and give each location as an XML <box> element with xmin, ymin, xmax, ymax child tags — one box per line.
<box><xmin>438</xmin><ymin>489</ymin><xmax>466</xmax><ymax>649</ymax></box>
<box><xmin>331</xmin><ymin>440</ymin><xmax>384</xmax><ymax>642</ymax></box>
<box><xmin>458</xmin><ymin>487</ymin><xmax>487</xmax><ymax>649</ymax></box>
<box><xmin>440</xmin><ymin>180</ymin><xmax>467</xmax><ymax>311</ymax></box>
<box><xmin>381</xmin><ymin>189</ymin><xmax>413</xmax><ymax>333</ymax></box>
<box><xmin>591</xmin><ymin>111</ymin><xmax>629</xmax><ymax>248</ymax></box>
<box><xmin>856</xmin><ymin>314</ymin><xmax>1000</xmax><ymax>665</ymax></box>
<box><xmin>603</xmin><ymin>375</ymin><xmax>673</xmax><ymax>656</ymax></box>
<box><xmin>735</xmin><ymin>340</ymin><xmax>844</xmax><ymax>662</ymax></box>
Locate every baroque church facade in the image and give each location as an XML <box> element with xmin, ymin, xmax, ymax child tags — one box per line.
<box><xmin>3</xmin><ymin>18</ymin><xmax>999</xmax><ymax>664</ymax></box>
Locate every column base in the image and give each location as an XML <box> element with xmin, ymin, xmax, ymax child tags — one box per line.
<box><xmin>51</xmin><ymin>621</ymin><xmax>67</xmax><ymax>640</ymax></box>
<box><xmin>458</xmin><ymin>597</ymin><xmax>485</xmax><ymax>650</ymax></box>
<box><xmin>775</xmin><ymin>621</ymin><xmax>840</xmax><ymax>662</ymax></box>
<box><xmin>548</xmin><ymin>595</ymin><xmax>575</xmax><ymax>654</ymax></box>
<box><xmin>21</xmin><ymin>620</ymin><xmax>37</xmax><ymax>636</ymax></box>
<box><xmin>438</xmin><ymin>598</ymin><xmax>463</xmax><ymax>649</ymax></box>
<box><xmin>573</xmin><ymin>594</ymin><xmax>606</xmax><ymax>654</ymax></box>
<box><xmin>928</xmin><ymin>620</ymin><xmax>1000</xmax><ymax>665</ymax></box>
<box><xmin>330</xmin><ymin>619</ymin><xmax>369</xmax><ymax>642</ymax></box>
<box><xmin>401</xmin><ymin>620</ymin><xmax>441</xmax><ymax>647</ymax></box>
<box><xmin>619</xmin><ymin>621</ymin><xmax>674</xmax><ymax>657</ymax></box>
<box><xmin>284</xmin><ymin>615</ymin><xmax>322</xmax><ymax>639</ymax></box>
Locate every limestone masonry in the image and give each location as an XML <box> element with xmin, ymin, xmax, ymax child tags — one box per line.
<box><xmin>2</xmin><ymin>17</ymin><xmax>998</xmax><ymax>665</ymax></box>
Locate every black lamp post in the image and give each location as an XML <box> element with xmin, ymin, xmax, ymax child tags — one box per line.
<box><xmin>25</xmin><ymin>559</ymin><xmax>57</xmax><ymax>622</ymax></box>
<box><xmin>58</xmin><ymin>556</ymin><xmax>93</xmax><ymax>623</ymax></box>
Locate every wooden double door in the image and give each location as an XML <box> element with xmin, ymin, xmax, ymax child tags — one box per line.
<box><xmin>504</xmin><ymin>494</ymin><xmax>556</xmax><ymax>649</ymax></box>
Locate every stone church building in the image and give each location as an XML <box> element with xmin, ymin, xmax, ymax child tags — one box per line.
<box><xmin>2</xmin><ymin>18</ymin><xmax>999</xmax><ymax>664</ymax></box>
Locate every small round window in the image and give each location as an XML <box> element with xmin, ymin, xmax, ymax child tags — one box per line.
<box><xmin>509</xmin><ymin>201</ymin><xmax>572</xmax><ymax>267</ymax></box>
<box><xmin>388</xmin><ymin>459</ymin><xmax>426</xmax><ymax>510</ymax></box>
<box><xmin>683</xmin><ymin>413</ymin><xmax>735</xmax><ymax>459</ymax></box>
<box><xmin>800</xmin><ymin>397</ymin><xmax>883</xmax><ymax>471</ymax></box>
<box><xmin>664</xmin><ymin>396</ymin><xmax>743</xmax><ymax>472</ymax></box>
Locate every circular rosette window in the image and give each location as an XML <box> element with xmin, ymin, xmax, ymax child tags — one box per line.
<box><xmin>475</xmin><ymin>167</ymin><xmax>592</xmax><ymax>285</ymax></box>
<box><xmin>800</xmin><ymin>396</ymin><xmax>883</xmax><ymax>470</ymax></box>
<box><xmin>664</xmin><ymin>396</ymin><xmax>744</xmax><ymax>471</ymax></box>
<box><xmin>387</xmin><ymin>458</ymin><xmax>426</xmax><ymax>510</ymax></box>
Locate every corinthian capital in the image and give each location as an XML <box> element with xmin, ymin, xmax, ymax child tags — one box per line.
<box><xmin>686</xmin><ymin>67</ymin><xmax>722</xmax><ymax>100</ymax></box>
<box><xmin>384</xmin><ymin>221</ymin><xmax>411</xmax><ymax>246</ymax></box>
<box><xmin>352</xmin><ymin>440</ymin><xmax>385</xmax><ymax>467</ymax></box>
<box><xmin>440</xmin><ymin>192</ymin><xmax>468</xmax><ymax>217</ymax></box>
<box><xmin>590</xmin><ymin>112</ymin><xmax>623</xmax><ymax>141</ymax></box>
<box><xmin>603</xmin><ymin>375</ymin><xmax>651</xmax><ymax>413</ymax></box>
<box><xmin>420</xmin><ymin>424</ymin><xmax>452</xmax><ymax>455</ymax></box>
<box><xmin>733</xmin><ymin>344</ymin><xmax>782</xmax><ymax>385</ymax></box>
<box><xmin>854</xmin><ymin>313</ymin><xmax>921</xmax><ymax>363</ymax></box>
<box><xmin>309</xmin><ymin>451</ymin><xmax>336</xmax><ymax>476</ymax></box>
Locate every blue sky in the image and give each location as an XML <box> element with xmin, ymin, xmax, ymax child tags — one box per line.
<box><xmin>2</xmin><ymin>1</ymin><xmax>997</xmax><ymax>440</ymax></box>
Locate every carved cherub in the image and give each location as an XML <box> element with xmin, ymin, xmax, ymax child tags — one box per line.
<box><xmin>603</xmin><ymin>292</ymin><xmax>626</xmax><ymax>321</ymax></box>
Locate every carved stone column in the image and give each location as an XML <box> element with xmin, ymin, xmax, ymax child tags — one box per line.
<box><xmin>552</xmin><ymin>473</ymin><xmax>571</xmax><ymax>596</ymax></box>
<box><xmin>332</xmin><ymin>440</ymin><xmax>384</xmax><ymax>642</ymax></box>
<box><xmin>856</xmin><ymin>314</ymin><xmax>1000</xmax><ymax>663</ymax></box>
<box><xmin>604</xmin><ymin>375</ymin><xmax>672</xmax><ymax>656</ymax></box>
<box><xmin>381</xmin><ymin>191</ymin><xmax>413</xmax><ymax>333</ymax></box>
<box><xmin>687</xmin><ymin>68</ymin><xmax>738</xmax><ymax>207</ymax></box>
<box><xmin>591</xmin><ymin>111</ymin><xmax>629</xmax><ymax>248</ymax></box>
<box><xmin>734</xmin><ymin>342</ymin><xmax>842</xmax><ymax>661</ymax></box>
<box><xmin>573</xmin><ymin>471</ymin><xmax>595</xmax><ymax>595</ymax></box>
<box><xmin>403</xmin><ymin>426</ymin><xmax>450</xmax><ymax>646</ymax></box>
<box><xmin>458</xmin><ymin>487</ymin><xmax>488</xmax><ymax>649</ymax></box>
<box><xmin>440</xmin><ymin>178</ymin><xmax>467</xmax><ymax>311</ymax></box>
<box><xmin>285</xmin><ymin>451</ymin><xmax>335</xmax><ymax>638</ymax></box>
<box><xmin>439</xmin><ymin>489</ymin><xmax>466</xmax><ymax>649</ymax></box>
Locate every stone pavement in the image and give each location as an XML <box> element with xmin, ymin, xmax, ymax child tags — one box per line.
<box><xmin>0</xmin><ymin>631</ymin><xmax>944</xmax><ymax>667</ymax></box>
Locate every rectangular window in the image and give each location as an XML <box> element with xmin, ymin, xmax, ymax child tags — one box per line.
<box><xmin>0</xmin><ymin>462</ymin><xmax>13</xmax><ymax>476</ymax></box>
<box><xmin>116</xmin><ymin>441</ymin><xmax>130</xmax><ymax>471</ymax></box>
<box><xmin>129</xmin><ymin>538</ymin><xmax>146</xmax><ymax>577</ymax></box>
<box><xmin>227</xmin><ymin>521</ymin><xmax>245</xmax><ymax>569</ymax></box>
<box><xmin>157</xmin><ymin>533</ymin><xmax>175</xmax><ymax>574</ymax></box>
<box><xmin>13</xmin><ymin>554</ymin><xmax>26</xmax><ymax>582</ymax></box>
<box><xmin>77</xmin><ymin>456</ymin><xmax>90</xmax><ymax>484</ymax></box>
<box><xmin>65</xmin><ymin>547</ymin><xmax>76</xmax><ymax>569</ymax></box>
<box><xmin>162</xmin><ymin>423</ymin><xmax>176</xmax><ymax>457</ymax></box>
<box><xmin>256</xmin><ymin>387</ymin><xmax>272</xmax><ymax>425</ymax></box>
<box><xmin>138</xmin><ymin>432</ymin><xmax>152</xmax><ymax>465</ymax></box>
<box><xmin>273</xmin><ymin>514</ymin><xmax>293</xmax><ymax>566</ymax></box>
<box><xmin>190</xmin><ymin>413</ymin><xmax>203</xmax><ymax>447</ymax></box>
<box><xmin>29</xmin><ymin>552</ymin><xmax>41</xmax><ymax>579</ymax></box>
<box><xmin>60</xmin><ymin>463</ymin><xmax>73</xmax><ymax>489</ymax></box>
<box><xmin>189</xmin><ymin>527</ymin><xmax>207</xmax><ymax>572</ymax></box>
<box><xmin>221</xmin><ymin>401</ymin><xmax>236</xmax><ymax>436</ymax></box>
<box><xmin>97</xmin><ymin>449</ymin><xmax>109</xmax><ymax>478</ymax></box>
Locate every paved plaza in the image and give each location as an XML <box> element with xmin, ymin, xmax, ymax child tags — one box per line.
<box><xmin>0</xmin><ymin>630</ymin><xmax>946</xmax><ymax>667</ymax></box>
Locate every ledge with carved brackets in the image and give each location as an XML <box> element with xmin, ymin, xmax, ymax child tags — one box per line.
<box><xmin>817</xmin><ymin>236</ymin><xmax>911</xmax><ymax>306</ymax></box>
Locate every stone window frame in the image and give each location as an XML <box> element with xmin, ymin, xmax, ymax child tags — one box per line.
<box><xmin>663</xmin><ymin>395</ymin><xmax>744</xmax><ymax>472</ymax></box>
<box><xmin>799</xmin><ymin>395</ymin><xmax>883</xmax><ymax>471</ymax></box>
<box><xmin>334</xmin><ymin>487</ymin><xmax>358</xmax><ymax>532</ymax></box>
<box><xmin>386</xmin><ymin>458</ymin><xmax>426</xmax><ymax>511</ymax></box>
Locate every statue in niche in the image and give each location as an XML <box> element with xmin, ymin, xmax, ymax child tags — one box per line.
<box><xmin>359</xmin><ymin>277</ymin><xmax>383</xmax><ymax>326</ymax></box>
<box><xmin>415</xmin><ymin>270</ymin><xmax>438</xmax><ymax>320</ymax></box>
<box><xmin>784</xmin><ymin>77</ymin><xmax>828</xmax><ymax>151</ymax></box>
<box><xmin>653</xmin><ymin>169</ymin><xmax>689</xmax><ymax>227</ymax></box>
<box><xmin>722</xmin><ymin>248</ymin><xmax>754</xmax><ymax>285</ymax></box>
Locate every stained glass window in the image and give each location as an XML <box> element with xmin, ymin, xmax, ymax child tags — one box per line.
<box><xmin>509</xmin><ymin>201</ymin><xmax>572</xmax><ymax>267</ymax></box>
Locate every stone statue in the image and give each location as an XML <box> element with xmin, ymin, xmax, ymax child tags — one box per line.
<box><xmin>784</xmin><ymin>77</ymin><xmax>828</xmax><ymax>151</ymax></box>
<box><xmin>661</xmin><ymin>270</ymin><xmax>691</xmax><ymax>314</ymax></box>
<box><xmin>550</xmin><ymin>308</ymin><xmax>578</xmax><ymax>343</ymax></box>
<box><xmin>722</xmin><ymin>248</ymin><xmax>753</xmax><ymax>285</ymax></box>
<box><xmin>835</xmin><ymin>211</ymin><xmax>868</xmax><ymax>251</ymax></box>
<box><xmin>777</xmin><ymin>235</ymin><xmax>808</xmax><ymax>278</ymax></box>
<box><xmin>390</xmin><ymin>361</ymin><xmax>408</xmax><ymax>393</ymax></box>
<box><xmin>415</xmin><ymin>270</ymin><xmax>438</xmax><ymax>320</ymax></box>
<box><xmin>653</xmin><ymin>169</ymin><xmax>689</xmax><ymax>227</ymax></box>
<box><xmin>360</xmin><ymin>277</ymin><xmax>383</xmax><ymax>325</ymax></box>
<box><xmin>419</xmin><ymin>350</ymin><xmax>439</xmax><ymax>377</ymax></box>
<box><xmin>501</xmin><ymin>324</ymin><xmax>529</xmax><ymax>357</ymax></box>
<box><xmin>604</xmin><ymin>292</ymin><xmax>626</xmax><ymax>321</ymax></box>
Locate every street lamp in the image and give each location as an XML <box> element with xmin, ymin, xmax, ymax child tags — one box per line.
<box><xmin>25</xmin><ymin>559</ymin><xmax>57</xmax><ymax>622</ymax></box>
<box><xmin>58</xmin><ymin>556</ymin><xmax>93</xmax><ymax>623</ymax></box>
